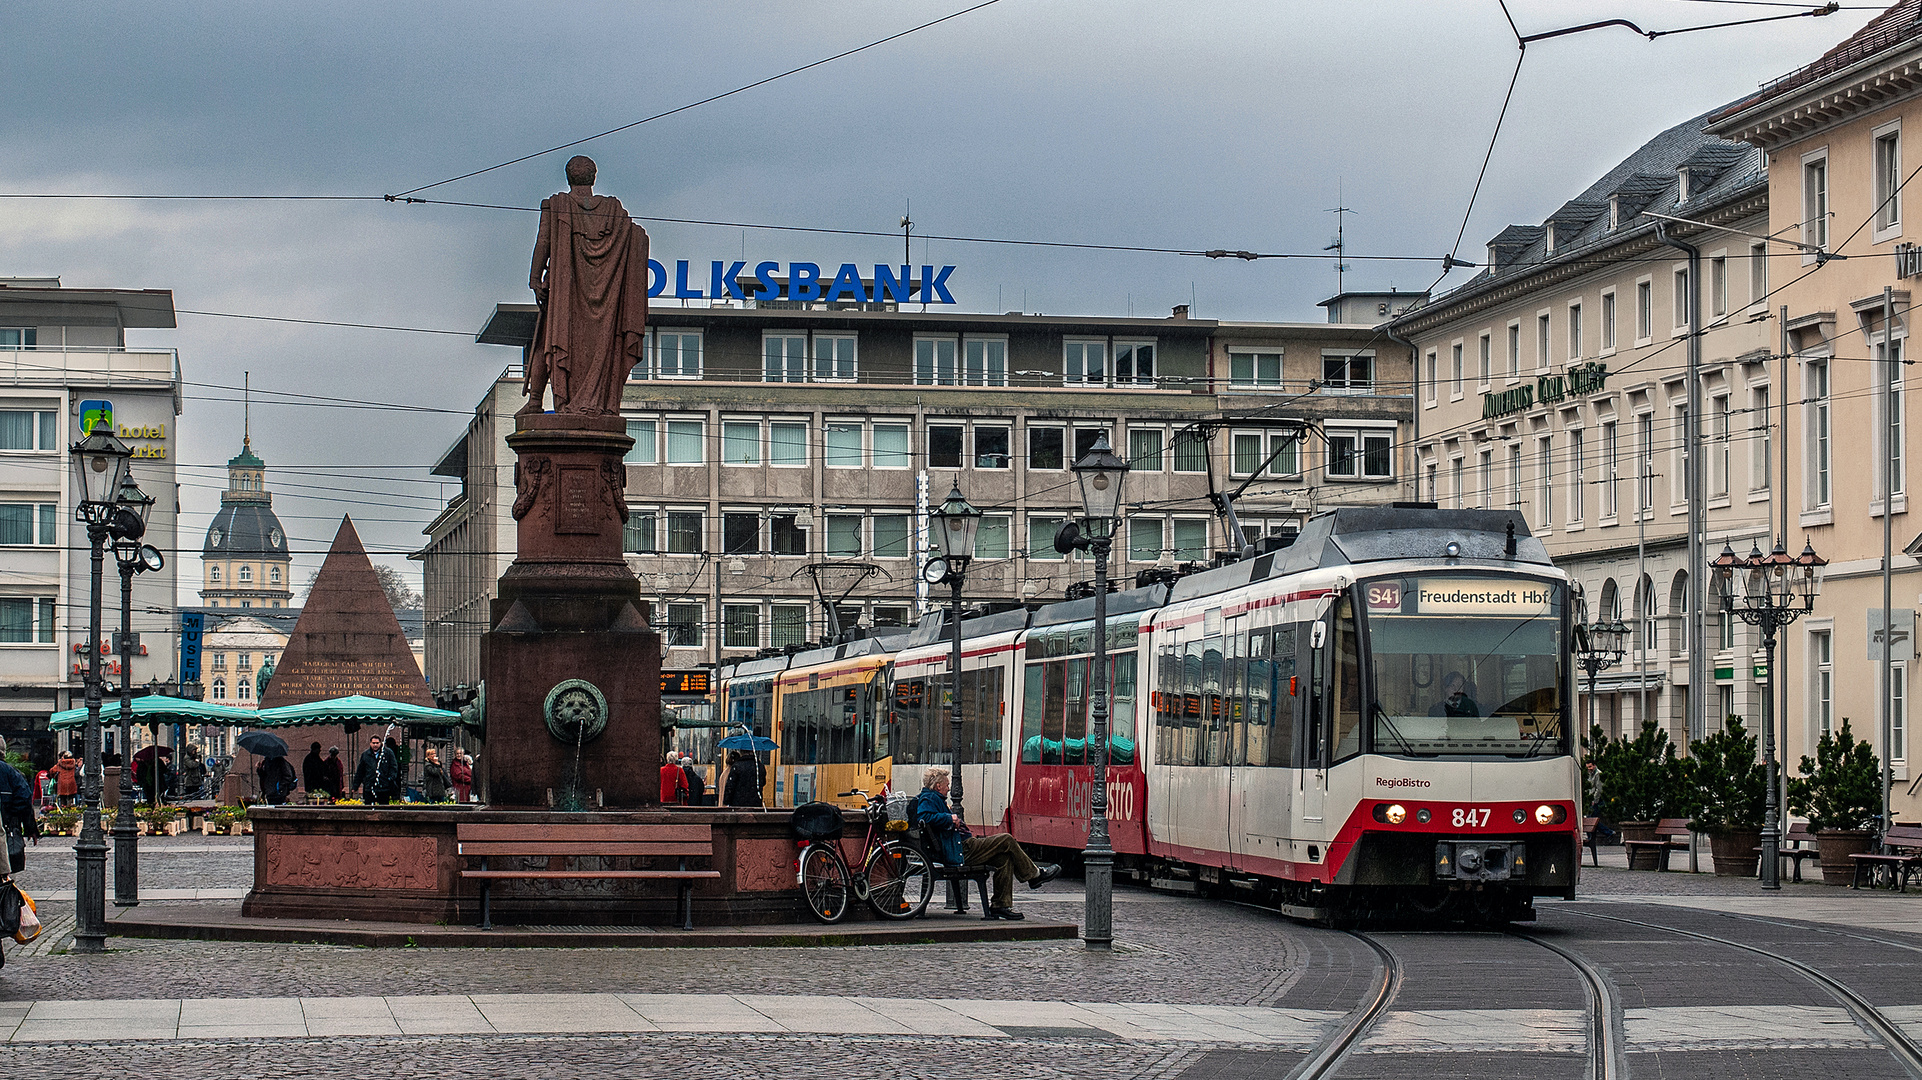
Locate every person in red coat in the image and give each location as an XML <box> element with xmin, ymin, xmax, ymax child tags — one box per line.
<box><xmin>659</xmin><ymin>752</ymin><xmax>688</xmax><ymax>805</ymax></box>
<box><xmin>50</xmin><ymin>751</ymin><xmax>79</xmax><ymax>808</ymax></box>
<box><xmin>450</xmin><ymin>750</ymin><xmax>473</xmax><ymax>803</ymax></box>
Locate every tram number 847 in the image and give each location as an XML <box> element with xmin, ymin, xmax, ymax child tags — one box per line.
<box><xmin>1451</xmin><ymin>808</ymin><xmax>1492</xmax><ymax>828</ymax></box>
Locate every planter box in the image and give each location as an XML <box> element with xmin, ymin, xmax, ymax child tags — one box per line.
<box><xmin>1816</xmin><ymin>829</ymin><xmax>1875</xmax><ymax>885</ymax></box>
<box><xmin>1708</xmin><ymin>830</ymin><xmax>1762</xmax><ymax>878</ymax></box>
<box><xmin>1618</xmin><ymin>822</ymin><xmax>1663</xmax><ymax>869</ymax></box>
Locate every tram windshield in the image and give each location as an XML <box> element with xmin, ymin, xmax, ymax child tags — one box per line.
<box><xmin>1363</xmin><ymin>576</ymin><xmax>1567</xmax><ymax>757</ymax></box>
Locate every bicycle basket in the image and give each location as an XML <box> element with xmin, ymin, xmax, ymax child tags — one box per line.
<box><xmin>790</xmin><ymin>801</ymin><xmax>845</xmax><ymax>841</ymax></box>
<box><xmin>865</xmin><ymin>797</ymin><xmax>889</xmax><ymax>825</ymax></box>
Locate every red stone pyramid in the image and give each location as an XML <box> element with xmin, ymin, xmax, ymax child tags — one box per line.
<box><xmin>258</xmin><ymin>516</ymin><xmax>432</xmax><ymax>709</ymax></box>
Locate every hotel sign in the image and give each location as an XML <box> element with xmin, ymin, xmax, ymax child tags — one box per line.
<box><xmin>1481</xmin><ymin>362</ymin><xmax>1610</xmax><ymax>420</ymax></box>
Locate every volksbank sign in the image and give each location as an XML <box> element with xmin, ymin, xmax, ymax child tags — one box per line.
<box><xmin>646</xmin><ymin>260</ymin><xmax>958</xmax><ymax>304</ymax></box>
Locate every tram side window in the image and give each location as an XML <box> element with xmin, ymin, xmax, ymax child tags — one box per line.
<box><xmin>1266</xmin><ymin>627</ymin><xmax>1298</xmax><ymax>766</ymax></box>
<box><xmin>1201</xmin><ymin>636</ymin><xmax>1225</xmax><ymax>766</ymax></box>
<box><xmin>781</xmin><ymin>683</ymin><xmax>878</xmax><ymax>765</ymax></box>
<box><xmin>891</xmin><ymin>670</ymin><xmax>1004</xmax><ymax>764</ymax></box>
<box><xmin>1021</xmin><ymin>663</ymin><xmax>1046</xmax><ymax>763</ymax></box>
<box><xmin>1110</xmin><ymin>652</ymin><xmax>1137</xmax><ymax>766</ymax></box>
<box><xmin>1154</xmin><ymin>642</ymin><xmax>1180</xmax><ymax>766</ymax></box>
<box><xmin>1225</xmin><ymin>629</ymin><xmax>1247</xmax><ymax>766</ymax></box>
<box><xmin>1331</xmin><ymin>597</ymin><xmax>1364</xmax><ymax>762</ymax></box>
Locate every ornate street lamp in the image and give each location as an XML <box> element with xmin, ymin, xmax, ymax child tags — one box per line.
<box><xmin>68</xmin><ymin>429</ymin><xmax>133</xmax><ymax>953</ymax></box>
<box><xmin>1715</xmin><ymin>537</ymin><xmax>1825</xmax><ymax>891</ymax></box>
<box><xmin>110</xmin><ymin>474</ymin><xmax>162</xmax><ymax>907</ymax></box>
<box><xmin>926</xmin><ymin>485</ymin><xmax>981</xmax><ymax>820</ymax></box>
<box><xmin>1575</xmin><ymin>614</ymin><xmax>1629</xmax><ymax>739</ymax></box>
<box><xmin>1069</xmin><ymin>431</ymin><xmax>1129</xmax><ymax>950</ymax></box>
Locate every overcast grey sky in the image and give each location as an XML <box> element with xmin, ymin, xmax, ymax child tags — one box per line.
<box><xmin>3</xmin><ymin>0</ymin><xmax>1882</xmax><ymax>588</ymax></box>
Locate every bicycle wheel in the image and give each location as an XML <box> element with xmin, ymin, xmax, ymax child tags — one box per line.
<box><xmin>800</xmin><ymin>843</ymin><xmax>851</xmax><ymax>924</ymax></box>
<box><xmin>864</xmin><ymin>841</ymin><xmax>934</xmax><ymax>920</ymax></box>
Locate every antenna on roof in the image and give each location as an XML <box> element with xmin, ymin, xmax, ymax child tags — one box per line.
<box><xmin>1325</xmin><ymin>195</ymin><xmax>1355</xmax><ymax>294</ymax></box>
<box><xmin>243</xmin><ymin>371</ymin><xmax>250</xmax><ymax>448</ymax></box>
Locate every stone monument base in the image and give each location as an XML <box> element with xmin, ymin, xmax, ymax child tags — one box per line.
<box><xmin>240</xmin><ymin>806</ymin><xmax>832</xmax><ymax>926</ymax></box>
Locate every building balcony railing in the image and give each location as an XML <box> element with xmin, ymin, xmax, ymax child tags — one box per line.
<box><xmin>0</xmin><ymin>348</ymin><xmax>180</xmax><ymax>386</ymax></box>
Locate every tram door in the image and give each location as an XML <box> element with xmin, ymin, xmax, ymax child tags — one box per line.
<box><xmin>1300</xmin><ymin>616</ymin><xmax>1328</xmax><ymax>825</ymax></box>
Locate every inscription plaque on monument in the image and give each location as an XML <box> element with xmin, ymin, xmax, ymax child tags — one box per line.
<box><xmin>258</xmin><ymin>516</ymin><xmax>432</xmax><ymax>710</ymax></box>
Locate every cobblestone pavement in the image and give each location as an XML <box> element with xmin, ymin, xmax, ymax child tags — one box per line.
<box><xmin>6</xmin><ymin>838</ymin><xmax>1922</xmax><ymax>1078</ymax></box>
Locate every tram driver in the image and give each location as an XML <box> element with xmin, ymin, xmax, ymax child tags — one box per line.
<box><xmin>913</xmin><ymin>766</ymin><xmax>1061</xmax><ymax>920</ymax></box>
<box><xmin>1428</xmin><ymin>671</ymin><xmax>1481</xmax><ymax>718</ymax></box>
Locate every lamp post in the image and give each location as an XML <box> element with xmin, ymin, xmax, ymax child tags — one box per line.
<box><xmin>110</xmin><ymin>474</ymin><xmax>161</xmax><ymax>906</ymax></box>
<box><xmin>927</xmin><ymin>486</ymin><xmax>981</xmax><ymax>818</ymax></box>
<box><xmin>1575</xmin><ymin>617</ymin><xmax>1629</xmax><ymax>739</ymax></box>
<box><xmin>1714</xmin><ymin>538</ymin><xmax>1825</xmax><ymax>891</ymax></box>
<box><xmin>68</xmin><ymin>430</ymin><xmax>134</xmax><ymax>952</ymax></box>
<box><xmin>1071</xmin><ymin>432</ymin><xmax>1129</xmax><ymax>951</ymax></box>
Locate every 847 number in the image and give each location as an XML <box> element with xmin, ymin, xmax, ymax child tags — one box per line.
<box><xmin>1451</xmin><ymin>808</ymin><xmax>1491</xmax><ymax>828</ymax></box>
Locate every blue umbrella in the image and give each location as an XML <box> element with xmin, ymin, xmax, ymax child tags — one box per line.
<box><xmin>717</xmin><ymin>734</ymin><xmax>778</xmax><ymax>751</ymax></box>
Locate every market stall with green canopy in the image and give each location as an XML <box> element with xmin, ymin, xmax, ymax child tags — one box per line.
<box><xmin>251</xmin><ymin>694</ymin><xmax>464</xmax><ymax>728</ymax></box>
<box><xmin>49</xmin><ymin>696</ymin><xmax>257</xmax><ymax>730</ymax></box>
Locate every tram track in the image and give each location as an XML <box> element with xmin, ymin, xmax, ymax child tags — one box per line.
<box><xmin>1570</xmin><ymin>907</ymin><xmax>1922</xmax><ymax>1079</ymax></box>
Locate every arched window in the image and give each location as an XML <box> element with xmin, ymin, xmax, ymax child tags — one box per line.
<box><xmin>212</xmin><ymin>678</ymin><xmax>227</xmax><ymax>700</ymax></box>
<box><xmin>209</xmin><ymin>566</ymin><xmax>221</xmax><ymax>583</ymax></box>
<box><xmin>1598</xmin><ymin>578</ymin><xmax>1620</xmax><ymax>623</ymax></box>
<box><xmin>237</xmin><ymin>680</ymin><xmax>251</xmax><ymax>700</ymax></box>
<box><xmin>1669</xmin><ymin>570</ymin><xmax>1690</xmax><ymax>657</ymax></box>
<box><xmin>269</xmin><ymin>566</ymin><xmax>281</xmax><ymax>584</ymax></box>
<box><xmin>238</xmin><ymin>565</ymin><xmax>253</xmax><ymax>583</ymax></box>
<box><xmin>1635</xmin><ymin>574</ymin><xmax>1657</xmax><ymax>656</ymax></box>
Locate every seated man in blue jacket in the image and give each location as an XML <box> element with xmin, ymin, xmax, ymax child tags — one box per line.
<box><xmin>912</xmin><ymin>766</ymin><xmax>1060</xmax><ymax>920</ymax></box>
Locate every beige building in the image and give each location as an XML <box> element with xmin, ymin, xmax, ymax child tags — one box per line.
<box><xmin>417</xmin><ymin>303</ymin><xmax>1418</xmax><ymax>689</ymax></box>
<box><xmin>199</xmin><ymin>438</ymin><xmax>294</xmax><ymax>609</ymax></box>
<box><xmin>1393</xmin><ymin>109</ymin><xmax>1778</xmax><ymax>749</ymax></box>
<box><xmin>1710</xmin><ymin>2</ymin><xmax>1922</xmax><ymax>819</ymax></box>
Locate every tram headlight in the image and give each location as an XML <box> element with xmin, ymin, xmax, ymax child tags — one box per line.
<box><xmin>1372</xmin><ymin>803</ymin><xmax>1408</xmax><ymax>824</ymax></box>
<box><xmin>1534</xmin><ymin>804</ymin><xmax>1567</xmax><ymax>825</ymax></box>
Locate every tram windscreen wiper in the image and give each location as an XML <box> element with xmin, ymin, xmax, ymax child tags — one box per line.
<box><xmin>1371</xmin><ymin>701</ymin><xmax>1432</xmax><ymax>757</ymax></box>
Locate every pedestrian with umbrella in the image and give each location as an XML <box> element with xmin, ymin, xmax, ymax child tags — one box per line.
<box><xmin>236</xmin><ymin>731</ymin><xmax>295</xmax><ymax>805</ymax></box>
<box><xmin>131</xmin><ymin>745</ymin><xmax>173</xmax><ymax>805</ymax></box>
<box><xmin>718</xmin><ymin>728</ymin><xmax>775</xmax><ymax>807</ymax></box>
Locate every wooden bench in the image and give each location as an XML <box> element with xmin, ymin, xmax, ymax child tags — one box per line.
<box><xmin>1622</xmin><ymin>818</ymin><xmax>1693</xmax><ymax>870</ymax></box>
<box><xmin>905</xmin><ymin>823</ymin><xmax>997</xmax><ymax>918</ymax></box>
<box><xmin>1851</xmin><ymin>823</ymin><xmax>1922</xmax><ymax>891</ymax></box>
<box><xmin>1754</xmin><ymin>821</ymin><xmax>1821</xmax><ymax>882</ymax></box>
<box><xmin>1581</xmin><ymin>817</ymin><xmax>1601</xmax><ymax>867</ymax></box>
<box><xmin>456</xmin><ymin>823</ymin><xmax>721</xmax><ymax>930</ymax></box>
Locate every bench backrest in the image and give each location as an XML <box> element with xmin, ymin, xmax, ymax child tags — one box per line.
<box><xmin>456</xmin><ymin>823</ymin><xmax>713</xmax><ymax>858</ymax></box>
<box><xmin>1654</xmin><ymin>818</ymin><xmax>1692</xmax><ymax>838</ymax></box>
<box><xmin>1786</xmin><ymin>821</ymin><xmax>1814</xmax><ymax>841</ymax></box>
<box><xmin>1882</xmin><ymin>824</ymin><xmax>1922</xmax><ymax>851</ymax></box>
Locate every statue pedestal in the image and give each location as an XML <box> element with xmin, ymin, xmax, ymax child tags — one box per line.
<box><xmin>480</xmin><ymin>414</ymin><xmax>661</xmax><ymax>807</ymax></box>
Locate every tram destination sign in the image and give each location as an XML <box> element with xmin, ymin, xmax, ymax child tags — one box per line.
<box><xmin>1481</xmin><ymin>362</ymin><xmax>1609</xmax><ymax>420</ymax></box>
<box><xmin>661</xmin><ymin>669</ymin><xmax>711</xmax><ymax>697</ymax></box>
<box><xmin>1370</xmin><ymin>578</ymin><xmax>1555</xmax><ymax>617</ymax></box>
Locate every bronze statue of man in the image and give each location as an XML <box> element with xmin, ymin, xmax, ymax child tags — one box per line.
<box><xmin>524</xmin><ymin>156</ymin><xmax>650</xmax><ymax>416</ymax></box>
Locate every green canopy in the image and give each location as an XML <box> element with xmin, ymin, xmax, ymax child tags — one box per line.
<box><xmin>252</xmin><ymin>694</ymin><xmax>462</xmax><ymax>728</ymax></box>
<box><xmin>49</xmin><ymin>695</ymin><xmax>257</xmax><ymax>731</ymax></box>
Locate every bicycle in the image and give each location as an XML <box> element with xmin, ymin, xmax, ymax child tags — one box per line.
<box><xmin>793</xmin><ymin>789</ymin><xmax>933</xmax><ymax>924</ymax></box>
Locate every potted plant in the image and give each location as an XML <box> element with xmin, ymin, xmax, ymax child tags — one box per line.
<box><xmin>1788</xmin><ymin>719</ymin><xmax>1883</xmax><ymax>885</ymax></box>
<box><xmin>41</xmin><ymin>807</ymin><xmax>82</xmax><ymax>836</ymax></box>
<box><xmin>1689</xmin><ymin>716</ymin><xmax>1766</xmax><ymax>877</ymax></box>
<box><xmin>1593</xmin><ymin>720</ymin><xmax>1688</xmax><ymax>868</ymax></box>
<box><xmin>138</xmin><ymin>805</ymin><xmax>183</xmax><ymax>836</ymax></box>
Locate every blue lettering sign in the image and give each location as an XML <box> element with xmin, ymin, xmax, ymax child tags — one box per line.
<box><xmin>639</xmin><ymin>260</ymin><xmax>960</xmax><ymax>304</ymax></box>
<box><xmin>873</xmin><ymin>264</ymin><xmax>912</xmax><ymax>304</ymax></box>
<box><xmin>826</xmin><ymin>263</ymin><xmax>866</xmax><ymax>303</ymax></box>
<box><xmin>921</xmin><ymin>264</ymin><xmax>955</xmax><ymax>304</ymax></box>
<box><xmin>179</xmin><ymin>611</ymin><xmax>204</xmax><ymax>683</ymax></box>
<box><xmin>711</xmin><ymin>261</ymin><xmax>746</xmax><ymax>300</ymax></box>
<box><xmin>647</xmin><ymin>260</ymin><xmax>667</xmax><ymax>297</ymax></box>
<box><xmin>790</xmin><ymin>262</ymin><xmax>822</xmax><ymax>303</ymax></box>
<box><xmin>674</xmin><ymin>260</ymin><xmax>704</xmax><ymax>299</ymax></box>
<box><xmin>755</xmin><ymin>261</ymin><xmax>782</xmax><ymax>300</ymax></box>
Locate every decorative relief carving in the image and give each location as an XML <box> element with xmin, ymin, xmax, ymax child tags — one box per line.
<box><xmin>602</xmin><ymin>458</ymin><xmax>629</xmax><ymax>523</ymax></box>
<box><xmin>512</xmin><ymin>456</ymin><xmax>551</xmax><ymax>521</ymax></box>
<box><xmin>261</xmin><ymin>834</ymin><xmax>439</xmax><ymax>891</ymax></box>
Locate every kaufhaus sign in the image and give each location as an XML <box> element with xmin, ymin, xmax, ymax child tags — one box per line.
<box><xmin>1480</xmin><ymin>362</ymin><xmax>1610</xmax><ymax>420</ymax></box>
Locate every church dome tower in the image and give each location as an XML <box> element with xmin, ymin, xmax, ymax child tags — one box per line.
<box><xmin>201</xmin><ymin>437</ymin><xmax>293</xmax><ymax>608</ymax></box>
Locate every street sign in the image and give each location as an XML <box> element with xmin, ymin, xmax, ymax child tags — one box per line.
<box><xmin>1869</xmin><ymin>608</ymin><xmax>1916</xmax><ymax>662</ymax></box>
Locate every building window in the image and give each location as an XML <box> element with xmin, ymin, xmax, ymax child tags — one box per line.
<box><xmin>1569</xmin><ymin>429</ymin><xmax>1585</xmax><ymax>523</ymax></box>
<box><xmin>770</xmin><ymin>605</ymin><xmax>809</xmax><ymax>647</ymax></box>
<box><xmin>238</xmin><ymin>565</ymin><xmax>253</xmax><ymax>583</ymax></box>
<box><xmin>1710</xmin><ymin>257</ymin><xmax>1727</xmax><ymax>318</ymax></box>
<box><xmin>1750</xmin><ymin>243</ymin><xmax>1768</xmax><ymax>306</ymax></box>
<box><xmin>825</xmin><ymin>515</ymin><xmax>862</xmax><ymax>558</ymax></box>
<box><xmin>1537</xmin><ymin>312</ymin><xmax>1551</xmax><ymax>370</ymax></box>
<box><xmin>0</xmin><ymin>410</ymin><xmax>56</xmax><ymax>451</ymax></box>
<box><xmin>665</xmin><ymin>603</ymin><xmax>703</xmax><ymax>647</ymax></box>
<box><xmin>1601</xmin><ymin>421</ymin><xmax>1619</xmax><ymax>519</ymax></box>
<box><xmin>1711</xmin><ymin>395</ymin><xmax>1730</xmax><ymax>499</ymax></box>
<box><xmin>872</xmin><ymin>514</ymin><xmax>911</xmax><ymax>559</ymax></box>
<box><xmin>0</xmin><ymin>503</ymin><xmax>55</xmax><ymax>546</ymax></box>
<box><xmin>1508</xmin><ymin>443</ymin><xmax>1523</xmax><ymax>511</ymax></box>
<box><xmin>1327</xmin><ymin>428</ymin><xmax>1392</xmax><ymax>480</ymax></box>
<box><xmin>269</xmin><ymin>566</ymin><xmax>281</xmax><ymax>585</ymax></box>
<box><xmin>212</xmin><ymin>678</ymin><xmax>226</xmax><ymax>700</ymax></box>
<box><xmin>974</xmin><ymin>425</ymin><xmax>1011</xmax><ymax>468</ymax></box>
<box><xmin>655</xmin><ymin>331</ymin><xmax>703</xmax><ymax>379</ymax></box>
<box><xmin>1127</xmin><ymin>428</ymin><xmax>1164</xmax><ymax>471</ymax></box>
<box><xmin>1028</xmin><ymin>515</ymin><xmax>1068</xmax><ymax>561</ymax></box>
<box><xmin>815</xmin><ymin>335</ymin><xmax>857</xmax><ymax>381</ymax></box>
<box><xmin>1814</xmin><ymin>628</ymin><xmax>1833</xmax><ymax>737</ymax></box>
<box><xmin>723</xmin><ymin>512</ymin><xmax>760</xmax><ymax>555</ymax></box>
<box><xmin>1601</xmin><ymin>292</ymin><xmax>1616</xmax><ymax>352</ymax></box>
<box><xmin>1537</xmin><ymin>437</ymin><xmax>1552</xmax><ymax>527</ymax></box>
<box><xmin>1424</xmin><ymin>350</ymin><xmax>1437</xmax><ymax>406</ymax></box>
<box><xmin>1321</xmin><ymin>351</ymin><xmax>1374</xmax><ymax>393</ymax></box>
<box><xmin>929</xmin><ymin>424</ymin><xmax>965</xmax><ymax>469</ymax></box>
<box><xmin>723</xmin><ymin>604</ymin><xmax>760</xmax><ymax>649</ymax></box>
<box><xmin>1231</xmin><ymin>351</ymin><xmax>1283</xmax><ymax>389</ymax></box>
<box><xmin>1752</xmin><ymin>386</ymin><xmax>1771</xmax><ymax>494</ymax></box>
<box><xmin>1029</xmin><ymin>427</ymin><xmax>1065</xmax><ymax>470</ymax></box>
<box><xmin>1171</xmin><ymin>519</ymin><xmax>1209</xmax><ymax>562</ymax></box>
<box><xmin>1507</xmin><ymin>324</ymin><xmax>1520</xmax><ymax>377</ymax></box>
<box><xmin>623</xmin><ymin>510</ymin><xmax>657</xmax><ymax>554</ymax></box>
<box><xmin>977</xmin><ymin>515</ymin><xmax>1011</xmax><ymax>558</ymax></box>
<box><xmin>873</xmin><ymin>423</ymin><xmax>910</xmax><ymax>469</ymax></box>
<box><xmin>1113</xmin><ymin>341</ymin><xmax>1155</xmax><ymax>385</ymax></box>
<box><xmin>1636</xmin><ymin>280</ymin><xmax>1653</xmax><ymax>341</ymax></box>
<box><xmin>0</xmin><ymin>597</ymin><xmax>54</xmax><ymax>643</ymax></box>
<box><xmin>666</xmin><ymin>510</ymin><xmax>703</xmax><ymax>554</ymax></box>
<box><xmin>1637</xmin><ymin>414</ymin><xmax>1655</xmax><ymax>515</ymax></box>
<box><xmin>764</xmin><ymin>333</ymin><xmax>807</xmax><ymax>383</ymax></box>
<box><xmin>1895</xmin><ymin>663</ymin><xmax>1909</xmax><ymax>766</ymax></box>
<box><xmin>915</xmin><ymin>336</ymin><xmax>959</xmax><ymax>386</ymax></box>
<box><xmin>210</xmin><ymin>566</ymin><xmax>222</xmax><ymax>583</ymax></box>
<box><xmin>770</xmin><ymin>513</ymin><xmax>807</xmax><ymax>556</ymax></box>
<box><xmin>1269</xmin><ymin>431</ymin><xmax>1301</xmax><ymax>476</ymax></box>
<box><xmin>1804</xmin><ymin>153</ymin><xmax>1829</xmax><ymax>251</ymax></box>
<box><xmin>721</xmin><ymin>422</ymin><xmax>760</xmax><ymax>466</ymax></box>
<box><xmin>1232</xmin><ymin>432</ymin><xmax>1265</xmax><ymax>477</ymax></box>
<box><xmin>1128</xmin><ymin>516</ymin><xmax>1163</xmax><ymax>562</ymax></box>
<box><xmin>770</xmin><ymin>421</ymin><xmax>807</xmax><ymax>466</ymax></box>
<box><xmin>1673</xmin><ymin>268</ymin><xmax>1690</xmax><ymax>329</ymax></box>
<box><xmin>1479</xmin><ymin>332</ymin><xmax>1492</xmax><ymax>384</ymax></box>
<box><xmin>1877</xmin><ymin>125</ymin><xmax>1903</xmax><ymax>237</ymax></box>
<box><xmin>624</xmin><ymin>419</ymin><xmax>657</xmax><ymax>464</ymax></box>
<box><xmin>963</xmin><ymin>337</ymin><xmax>1008</xmax><ymax>386</ymax></box>
<box><xmin>1567</xmin><ymin>304</ymin><xmax>1582</xmax><ymax>361</ymax></box>
<box><xmin>1881</xmin><ymin>334</ymin><xmax>1906</xmax><ymax>498</ymax></box>
<box><xmin>1477</xmin><ymin>449</ymin><xmax>1493</xmax><ymax>510</ymax></box>
<box><xmin>1173</xmin><ymin>428</ymin><xmax>1208</xmax><ymax>473</ymax></box>
<box><xmin>1451</xmin><ymin>342</ymin><xmax>1464</xmax><ymax>395</ymax></box>
<box><xmin>0</xmin><ymin>329</ymin><xmax>37</xmax><ymax>350</ymax></box>
<box><xmin>237</xmin><ymin>680</ymin><xmax>252</xmax><ymax>701</ymax></box>
<box><xmin>665</xmin><ymin>420</ymin><xmax>704</xmax><ymax>465</ymax></box>
<box><xmin>1809</xmin><ymin>359</ymin><xmax>1831</xmax><ymax>509</ymax></box>
<box><xmin>1450</xmin><ymin>458</ymin><xmax>1464</xmax><ymax>509</ymax></box>
<box><xmin>825</xmin><ymin>421</ymin><xmax>863</xmax><ymax>468</ymax></box>
<box><xmin>1063</xmin><ymin>340</ymin><xmax>1108</xmax><ymax>386</ymax></box>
